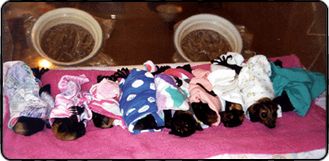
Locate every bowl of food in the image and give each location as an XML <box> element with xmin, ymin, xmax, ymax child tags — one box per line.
<box><xmin>174</xmin><ymin>14</ymin><xmax>243</xmax><ymax>62</ymax></box>
<box><xmin>31</xmin><ymin>7</ymin><xmax>103</xmax><ymax>66</ymax></box>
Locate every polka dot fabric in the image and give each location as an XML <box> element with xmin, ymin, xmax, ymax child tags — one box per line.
<box><xmin>119</xmin><ymin>69</ymin><xmax>164</xmax><ymax>134</ymax></box>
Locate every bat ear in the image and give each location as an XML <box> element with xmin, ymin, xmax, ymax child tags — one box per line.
<box><xmin>273</xmin><ymin>60</ymin><xmax>283</xmax><ymax>67</ymax></box>
<box><xmin>247</xmin><ymin>104</ymin><xmax>260</xmax><ymax>122</ymax></box>
<box><xmin>97</xmin><ymin>75</ymin><xmax>105</xmax><ymax>83</ymax></box>
<box><xmin>39</xmin><ymin>84</ymin><xmax>51</xmax><ymax>95</ymax></box>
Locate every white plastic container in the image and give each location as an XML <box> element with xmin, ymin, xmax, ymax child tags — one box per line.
<box><xmin>174</xmin><ymin>14</ymin><xmax>243</xmax><ymax>62</ymax></box>
<box><xmin>31</xmin><ymin>8</ymin><xmax>103</xmax><ymax>66</ymax></box>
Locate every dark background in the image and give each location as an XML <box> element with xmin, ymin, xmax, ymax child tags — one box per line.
<box><xmin>2</xmin><ymin>2</ymin><xmax>327</xmax><ymax>74</ymax></box>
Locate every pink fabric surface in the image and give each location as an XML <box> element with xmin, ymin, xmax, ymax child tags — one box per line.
<box><xmin>269</xmin><ymin>54</ymin><xmax>303</xmax><ymax>68</ymax></box>
<box><xmin>2</xmin><ymin>55</ymin><xmax>326</xmax><ymax>159</ymax></box>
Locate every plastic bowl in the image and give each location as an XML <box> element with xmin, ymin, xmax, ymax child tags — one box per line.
<box><xmin>174</xmin><ymin>14</ymin><xmax>243</xmax><ymax>62</ymax></box>
<box><xmin>31</xmin><ymin>7</ymin><xmax>103</xmax><ymax>66</ymax></box>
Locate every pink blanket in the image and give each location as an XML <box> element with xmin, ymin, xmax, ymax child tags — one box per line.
<box><xmin>2</xmin><ymin>55</ymin><xmax>326</xmax><ymax>159</ymax></box>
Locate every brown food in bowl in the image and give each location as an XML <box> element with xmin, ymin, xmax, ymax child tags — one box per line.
<box><xmin>181</xmin><ymin>29</ymin><xmax>232</xmax><ymax>61</ymax></box>
<box><xmin>41</xmin><ymin>23</ymin><xmax>95</xmax><ymax>63</ymax></box>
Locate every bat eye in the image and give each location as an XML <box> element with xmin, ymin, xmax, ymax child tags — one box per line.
<box><xmin>261</xmin><ymin>112</ymin><xmax>267</xmax><ymax>118</ymax></box>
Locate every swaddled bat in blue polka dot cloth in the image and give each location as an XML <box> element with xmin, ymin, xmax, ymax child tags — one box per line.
<box><xmin>119</xmin><ymin>68</ymin><xmax>164</xmax><ymax>134</ymax></box>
